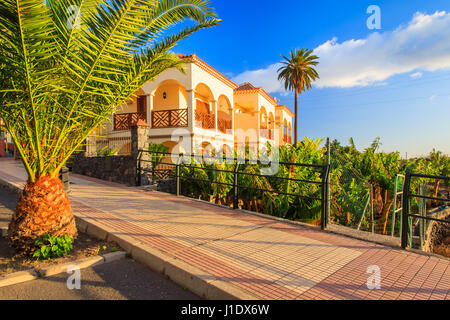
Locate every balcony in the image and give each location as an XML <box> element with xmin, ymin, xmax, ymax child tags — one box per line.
<box><xmin>218</xmin><ymin>119</ymin><xmax>232</xmax><ymax>134</ymax></box>
<box><xmin>195</xmin><ymin>110</ymin><xmax>215</xmax><ymax>130</ymax></box>
<box><xmin>114</xmin><ymin>112</ymin><xmax>146</xmax><ymax>131</ymax></box>
<box><xmin>152</xmin><ymin>109</ymin><xmax>188</xmax><ymax>128</ymax></box>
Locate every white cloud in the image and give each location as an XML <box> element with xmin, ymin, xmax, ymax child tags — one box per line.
<box><xmin>232</xmin><ymin>11</ymin><xmax>450</xmax><ymax>91</ymax></box>
<box><xmin>410</xmin><ymin>72</ymin><xmax>423</xmax><ymax>78</ymax></box>
<box><xmin>429</xmin><ymin>94</ymin><xmax>437</xmax><ymax>101</ymax></box>
<box><xmin>232</xmin><ymin>63</ymin><xmax>284</xmax><ymax>93</ymax></box>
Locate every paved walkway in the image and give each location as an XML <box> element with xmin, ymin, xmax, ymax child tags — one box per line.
<box><xmin>0</xmin><ymin>159</ymin><xmax>448</xmax><ymax>300</ymax></box>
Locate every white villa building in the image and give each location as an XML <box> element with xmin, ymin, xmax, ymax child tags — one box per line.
<box><xmin>96</xmin><ymin>54</ymin><xmax>294</xmax><ymax>156</ymax></box>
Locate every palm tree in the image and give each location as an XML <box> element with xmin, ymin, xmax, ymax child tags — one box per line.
<box><xmin>0</xmin><ymin>0</ymin><xmax>219</xmax><ymax>254</ymax></box>
<box><xmin>277</xmin><ymin>48</ymin><xmax>319</xmax><ymax>146</ymax></box>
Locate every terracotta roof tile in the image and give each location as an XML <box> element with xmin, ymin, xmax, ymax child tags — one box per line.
<box><xmin>174</xmin><ymin>53</ymin><xmax>237</xmax><ymax>89</ymax></box>
<box><xmin>174</xmin><ymin>53</ymin><xmax>193</xmax><ymax>59</ymax></box>
<box><xmin>235</xmin><ymin>82</ymin><xmax>258</xmax><ymax>91</ymax></box>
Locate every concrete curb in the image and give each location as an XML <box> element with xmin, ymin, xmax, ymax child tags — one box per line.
<box><xmin>0</xmin><ymin>251</ymin><xmax>126</xmax><ymax>288</ymax></box>
<box><xmin>0</xmin><ymin>270</ymin><xmax>38</xmax><ymax>288</ymax></box>
<box><xmin>0</xmin><ymin>178</ymin><xmax>22</xmax><ymax>196</ymax></box>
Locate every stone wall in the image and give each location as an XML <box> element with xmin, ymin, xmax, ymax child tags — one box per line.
<box><xmin>70</xmin><ymin>121</ymin><xmax>150</xmax><ymax>186</ymax></box>
<box><xmin>71</xmin><ymin>153</ymin><xmax>136</xmax><ymax>186</ymax></box>
<box><xmin>157</xmin><ymin>179</ymin><xmax>176</xmax><ymax>194</ymax></box>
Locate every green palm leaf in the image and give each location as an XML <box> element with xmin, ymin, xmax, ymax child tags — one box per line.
<box><xmin>0</xmin><ymin>0</ymin><xmax>220</xmax><ymax>182</ymax></box>
<box><xmin>277</xmin><ymin>48</ymin><xmax>319</xmax><ymax>146</ymax></box>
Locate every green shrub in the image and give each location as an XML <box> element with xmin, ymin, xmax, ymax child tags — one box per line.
<box><xmin>32</xmin><ymin>234</ymin><xmax>74</xmax><ymax>260</ymax></box>
<box><xmin>148</xmin><ymin>142</ymin><xmax>169</xmax><ymax>167</ymax></box>
<box><xmin>96</xmin><ymin>146</ymin><xmax>117</xmax><ymax>157</ymax></box>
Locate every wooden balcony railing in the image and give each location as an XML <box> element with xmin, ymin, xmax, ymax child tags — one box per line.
<box><xmin>114</xmin><ymin>112</ymin><xmax>146</xmax><ymax>131</ymax></box>
<box><xmin>218</xmin><ymin>119</ymin><xmax>232</xmax><ymax>134</ymax></box>
<box><xmin>284</xmin><ymin>134</ymin><xmax>288</xmax><ymax>142</ymax></box>
<box><xmin>195</xmin><ymin>111</ymin><xmax>215</xmax><ymax>130</ymax></box>
<box><xmin>152</xmin><ymin>109</ymin><xmax>188</xmax><ymax>128</ymax></box>
<box><xmin>288</xmin><ymin>136</ymin><xmax>292</xmax><ymax>144</ymax></box>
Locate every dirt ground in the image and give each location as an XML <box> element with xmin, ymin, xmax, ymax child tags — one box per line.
<box><xmin>0</xmin><ymin>232</ymin><xmax>122</xmax><ymax>276</ymax></box>
<box><xmin>0</xmin><ymin>184</ymin><xmax>123</xmax><ymax>276</ymax></box>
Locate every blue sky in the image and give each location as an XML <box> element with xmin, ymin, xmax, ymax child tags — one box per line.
<box><xmin>172</xmin><ymin>0</ymin><xmax>450</xmax><ymax>157</ymax></box>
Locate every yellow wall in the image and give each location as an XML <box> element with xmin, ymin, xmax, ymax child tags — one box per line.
<box><xmin>154</xmin><ymin>82</ymin><xmax>188</xmax><ymax>110</ymax></box>
<box><xmin>217</xmin><ymin>95</ymin><xmax>232</xmax><ymax>121</ymax></box>
<box><xmin>234</xmin><ymin>110</ymin><xmax>259</xmax><ymax>148</ymax></box>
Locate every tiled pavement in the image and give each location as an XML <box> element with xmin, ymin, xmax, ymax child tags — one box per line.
<box><xmin>0</xmin><ymin>159</ymin><xmax>448</xmax><ymax>300</ymax></box>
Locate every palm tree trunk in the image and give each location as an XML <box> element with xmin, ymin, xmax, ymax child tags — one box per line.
<box><xmin>8</xmin><ymin>174</ymin><xmax>77</xmax><ymax>255</ymax></box>
<box><xmin>294</xmin><ymin>88</ymin><xmax>298</xmax><ymax>146</ymax></box>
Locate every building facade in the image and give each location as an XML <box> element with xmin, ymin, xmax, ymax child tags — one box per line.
<box><xmin>96</xmin><ymin>54</ymin><xmax>294</xmax><ymax>156</ymax></box>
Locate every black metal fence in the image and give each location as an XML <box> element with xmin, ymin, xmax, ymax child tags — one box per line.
<box><xmin>401</xmin><ymin>171</ymin><xmax>450</xmax><ymax>249</ymax></box>
<box><xmin>137</xmin><ymin>151</ymin><xmax>331</xmax><ymax>229</ymax></box>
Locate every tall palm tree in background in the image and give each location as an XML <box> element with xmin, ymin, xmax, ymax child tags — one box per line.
<box><xmin>0</xmin><ymin>0</ymin><xmax>219</xmax><ymax>253</ymax></box>
<box><xmin>278</xmin><ymin>48</ymin><xmax>319</xmax><ymax>146</ymax></box>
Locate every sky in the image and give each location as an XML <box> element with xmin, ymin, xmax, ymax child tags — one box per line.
<box><xmin>171</xmin><ymin>0</ymin><xmax>450</xmax><ymax>157</ymax></box>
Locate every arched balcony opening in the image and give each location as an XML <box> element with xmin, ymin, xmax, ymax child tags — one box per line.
<box><xmin>217</xmin><ymin>95</ymin><xmax>232</xmax><ymax>134</ymax></box>
<box><xmin>283</xmin><ymin>119</ymin><xmax>288</xmax><ymax>143</ymax></box>
<box><xmin>151</xmin><ymin>80</ymin><xmax>188</xmax><ymax>129</ymax></box>
<box><xmin>194</xmin><ymin>83</ymin><xmax>215</xmax><ymax>130</ymax></box>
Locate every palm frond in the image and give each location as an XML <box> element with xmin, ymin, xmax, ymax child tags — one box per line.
<box><xmin>0</xmin><ymin>0</ymin><xmax>219</xmax><ymax>181</ymax></box>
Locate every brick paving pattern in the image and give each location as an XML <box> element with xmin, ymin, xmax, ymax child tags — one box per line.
<box><xmin>0</xmin><ymin>159</ymin><xmax>448</xmax><ymax>300</ymax></box>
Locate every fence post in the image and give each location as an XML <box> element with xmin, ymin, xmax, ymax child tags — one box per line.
<box><xmin>233</xmin><ymin>160</ymin><xmax>240</xmax><ymax>209</ymax></box>
<box><xmin>391</xmin><ymin>175</ymin><xmax>399</xmax><ymax>237</ymax></box>
<box><xmin>321</xmin><ymin>165</ymin><xmax>329</xmax><ymax>230</ymax></box>
<box><xmin>401</xmin><ymin>171</ymin><xmax>411</xmax><ymax>249</ymax></box>
<box><xmin>370</xmin><ymin>184</ymin><xmax>374</xmax><ymax>233</ymax></box>
<box><xmin>176</xmin><ymin>153</ymin><xmax>182</xmax><ymax>197</ymax></box>
<box><xmin>326</xmin><ymin>137</ymin><xmax>331</xmax><ymax>226</ymax></box>
<box><xmin>136</xmin><ymin>150</ymin><xmax>142</xmax><ymax>186</ymax></box>
<box><xmin>419</xmin><ymin>183</ymin><xmax>427</xmax><ymax>249</ymax></box>
<box><xmin>321</xmin><ymin>168</ymin><xmax>325</xmax><ymax>230</ymax></box>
